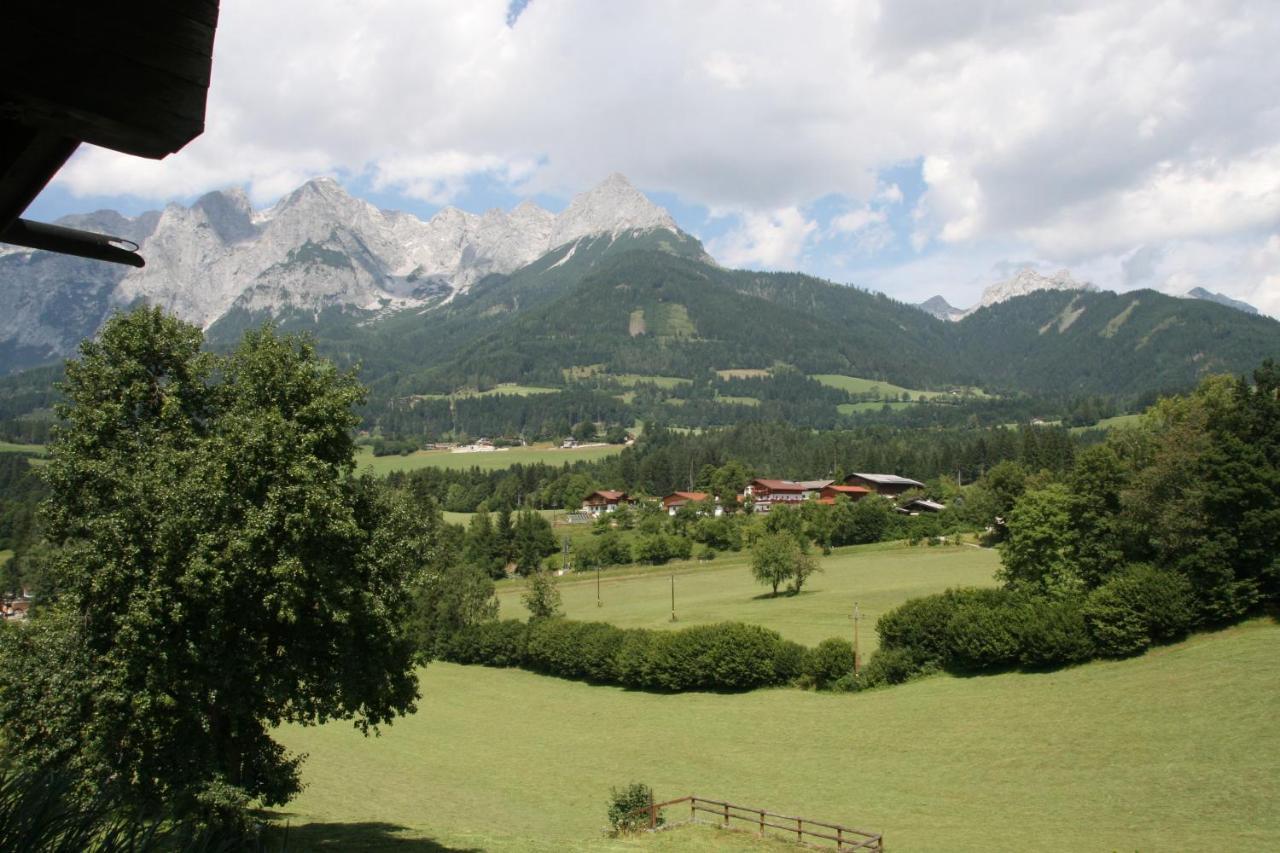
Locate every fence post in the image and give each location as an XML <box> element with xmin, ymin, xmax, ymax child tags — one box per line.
<box><xmin>797</xmin><ymin>818</ymin><xmax>803</xmax><ymax>843</ymax></box>
<box><xmin>723</xmin><ymin>802</ymin><xmax>729</xmax><ymax>827</ymax></box>
<box><xmin>759</xmin><ymin>809</ymin><xmax>765</xmax><ymax>836</ymax></box>
<box><xmin>837</xmin><ymin>827</ymin><xmax>843</xmax><ymax>848</ymax></box>
<box><xmin>649</xmin><ymin>790</ymin><xmax>655</xmax><ymax>830</ymax></box>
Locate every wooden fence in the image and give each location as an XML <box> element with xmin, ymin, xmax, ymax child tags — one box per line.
<box><xmin>628</xmin><ymin>794</ymin><xmax>883</xmax><ymax>851</ymax></box>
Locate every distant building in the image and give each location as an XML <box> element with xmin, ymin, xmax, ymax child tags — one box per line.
<box><xmin>844</xmin><ymin>473</ymin><xmax>925</xmax><ymax>499</ymax></box>
<box><xmin>582</xmin><ymin>490</ymin><xmax>631</xmax><ymax>515</ymax></box>
<box><xmin>898</xmin><ymin>498</ymin><xmax>946</xmax><ymax>515</ymax></box>
<box><xmin>817</xmin><ymin>484</ymin><xmax>871</xmax><ymax>504</ymax></box>
<box><xmin>743</xmin><ymin>478</ymin><xmax>811</xmax><ymax>512</ymax></box>
<box><xmin>662</xmin><ymin>491</ymin><xmax>721</xmax><ymax>516</ymax></box>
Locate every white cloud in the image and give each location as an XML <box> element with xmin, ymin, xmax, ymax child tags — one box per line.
<box><xmin>708</xmin><ymin>208</ymin><xmax>818</xmax><ymax>269</ymax></box>
<box><xmin>38</xmin><ymin>0</ymin><xmax>1280</xmax><ymax>317</ymax></box>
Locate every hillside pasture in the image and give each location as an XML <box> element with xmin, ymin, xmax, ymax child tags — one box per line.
<box><xmin>273</xmin><ymin>618</ymin><xmax>1280</xmax><ymax>852</ymax></box>
<box><xmin>811</xmin><ymin>374</ymin><xmax>990</xmax><ymax>401</ymax></box>
<box><xmin>496</xmin><ymin>542</ymin><xmax>1000</xmax><ymax>650</ymax></box>
<box><xmin>0</xmin><ymin>441</ymin><xmax>46</xmax><ymax>455</ymax></box>
<box><xmin>355</xmin><ymin>443</ymin><xmax>623</xmax><ymax>476</ymax></box>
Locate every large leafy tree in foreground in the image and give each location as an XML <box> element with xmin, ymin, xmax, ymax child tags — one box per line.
<box><xmin>0</xmin><ymin>308</ymin><xmax>428</xmax><ymax>816</ymax></box>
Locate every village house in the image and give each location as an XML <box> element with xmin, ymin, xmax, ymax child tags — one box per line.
<box><xmin>843</xmin><ymin>472</ymin><xmax>925</xmax><ymax>499</ymax></box>
<box><xmin>897</xmin><ymin>497</ymin><xmax>946</xmax><ymax>515</ymax></box>
<box><xmin>743</xmin><ymin>478</ymin><xmax>812</xmax><ymax>513</ymax></box>
<box><xmin>661</xmin><ymin>491</ymin><xmax>723</xmax><ymax>516</ymax></box>
<box><xmin>817</xmin><ymin>484</ymin><xmax>871</xmax><ymax>504</ymax></box>
<box><xmin>581</xmin><ymin>489</ymin><xmax>632</xmax><ymax>516</ymax></box>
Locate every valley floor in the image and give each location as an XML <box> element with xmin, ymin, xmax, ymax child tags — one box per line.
<box><xmin>273</xmin><ymin>617</ymin><xmax>1280</xmax><ymax>852</ymax></box>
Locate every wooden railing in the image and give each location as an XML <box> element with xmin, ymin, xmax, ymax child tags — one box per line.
<box><xmin>628</xmin><ymin>794</ymin><xmax>883</xmax><ymax>851</ymax></box>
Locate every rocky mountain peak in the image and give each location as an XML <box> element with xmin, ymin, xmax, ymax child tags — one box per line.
<box><xmin>974</xmin><ymin>267</ymin><xmax>1093</xmax><ymax>312</ymax></box>
<box><xmin>549</xmin><ymin>172</ymin><xmax>677</xmax><ymax>248</ymax></box>
<box><xmin>1185</xmin><ymin>287</ymin><xmax>1259</xmax><ymax>315</ymax></box>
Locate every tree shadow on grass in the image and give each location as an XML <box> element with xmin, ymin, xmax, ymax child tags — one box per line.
<box><xmin>750</xmin><ymin>589</ymin><xmax>819</xmax><ymax>600</ymax></box>
<box><xmin>277</xmin><ymin>820</ymin><xmax>483</xmax><ymax>852</ymax></box>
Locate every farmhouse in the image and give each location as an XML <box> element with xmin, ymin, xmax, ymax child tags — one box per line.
<box><xmin>817</xmin><ymin>484</ymin><xmax>871</xmax><ymax>504</ymax></box>
<box><xmin>662</xmin><ymin>491</ymin><xmax>723</xmax><ymax>516</ymax></box>
<box><xmin>898</xmin><ymin>497</ymin><xmax>946</xmax><ymax>515</ymax></box>
<box><xmin>743</xmin><ymin>478</ymin><xmax>810</xmax><ymax>512</ymax></box>
<box><xmin>844</xmin><ymin>472</ymin><xmax>925</xmax><ymax>499</ymax></box>
<box><xmin>581</xmin><ymin>490</ymin><xmax>631</xmax><ymax>515</ymax></box>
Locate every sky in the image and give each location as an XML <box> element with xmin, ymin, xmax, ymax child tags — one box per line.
<box><xmin>26</xmin><ymin>0</ymin><xmax>1280</xmax><ymax>317</ymax></box>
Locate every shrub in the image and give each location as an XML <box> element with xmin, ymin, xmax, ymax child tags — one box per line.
<box><xmin>805</xmin><ymin>638</ymin><xmax>855</xmax><ymax>689</ymax></box>
<box><xmin>773</xmin><ymin>639</ymin><xmax>807</xmax><ymax>685</ymax></box>
<box><xmin>877</xmin><ymin>588</ymin><xmax>1007</xmax><ymax>668</ymax></box>
<box><xmin>944</xmin><ymin>601</ymin><xmax>1024</xmax><ymax>671</ymax></box>
<box><xmin>1084</xmin><ymin>564</ymin><xmax>1195</xmax><ymax>657</ymax></box>
<box><xmin>1015</xmin><ymin>596</ymin><xmax>1095</xmax><ymax>668</ymax></box>
<box><xmin>858</xmin><ymin>647</ymin><xmax>924</xmax><ymax>687</ymax></box>
<box><xmin>607</xmin><ymin>782</ymin><xmax>661</xmax><ymax>835</ymax></box>
<box><xmin>442</xmin><ymin>619</ymin><xmax>527</xmax><ymax>667</ymax></box>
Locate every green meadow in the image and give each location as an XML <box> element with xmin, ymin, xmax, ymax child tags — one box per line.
<box><xmin>355</xmin><ymin>443</ymin><xmax>623</xmax><ymax>476</ymax></box>
<box><xmin>496</xmin><ymin>542</ymin><xmax>1000</xmax><ymax>650</ymax></box>
<box><xmin>274</xmin><ymin>616</ymin><xmax>1280</xmax><ymax>851</ymax></box>
<box><xmin>811</xmin><ymin>375</ymin><xmax>989</xmax><ymax>401</ymax></box>
<box><xmin>0</xmin><ymin>441</ymin><xmax>46</xmax><ymax>455</ymax></box>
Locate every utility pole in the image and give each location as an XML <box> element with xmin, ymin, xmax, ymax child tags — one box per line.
<box><xmin>670</xmin><ymin>572</ymin><xmax>677</xmax><ymax>622</ymax></box>
<box><xmin>850</xmin><ymin>602</ymin><xmax>862</xmax><ymax>675</ymax></box>
<box><xmin>596</xmin><ymin>563</ymin><xmax>602</xmax><ymax>607</ymax></box>
<box><xmin>562</xmin><ymin>536</ymin><xmax>570</xmax><ymax>574</ymax></box>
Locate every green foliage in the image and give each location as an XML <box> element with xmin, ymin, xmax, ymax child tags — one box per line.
<box><xmin>804</xmin><ymin>637</ymin><xmax>856</xmax><ymax>689</ymax></box>
<box><xmin>1015</xmin><ymin>596</ymin><xmax>1096</xmax><ymax>668</ymax></box>
<box><xmin>443</xmin><ymin>618</ymin><xmax>803</xmax><ymax>693</ymax></box>
<box><xmin>1083</xmin><ymin>564</ymin><xmax>1195</xmax><ymax>657</ymax></box>
<box><xmin>443</xmin><ymin>618</ymin><xmax>528</xmax><ymax>666</ymax></box>
<box><xmin>0</xmin><ymin>308</ymin><xmax>424</xmax><ymax>817</ymax></box>
<box><xmin>831</xmin><ymin>495</ymin><xmax>895</xmax><ymax>546</ymax></box>
<box><xmin>0</xmin><ymin>766</ymin><xmax>284</xmax><ymax>852</ymax></box>
<box><xmin>406</xmin><ymin>560</ymin><xmax>499</xmax><ymax>661</ymax></box>
<box><xmin>750</xmin><ymin>531</ymin><xmax>810</xmax><ymax>595</ymax></box>
<box><xmin>633</xmin><ymin>532</ymin><xmax>692</xmax><ymax>565</ymax></box>
<box><xmin>522</xmin><ymin>568</ymin><xmax>563</xmax><ymax>620</ymax></box>
<box><xmin>607</xmin><ymin>782</ymin><xmax>661</xmax><ymax>835</ymax></box>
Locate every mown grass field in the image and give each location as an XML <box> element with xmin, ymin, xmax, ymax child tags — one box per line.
<box><xmin>273</xmin><ymin>616</ymin><xmax>1280</xmax><ymax>851</ymax></box>
<box><xmin>811</xmin><ymin>375</ymin><xmax>989</xmax><ymax>401</ymax></box>
<box><xmin>0</xmin><ymin>441</ymin><xmax>46</xmax><ymax>455</ymax></box>
<box><xmin>497</xmin><ymin>542</ymin><xmax>1000</xmax><ymax>651</ymax></box>
<box><xmin>355</xmin><ymin>443</ymin><xmax>623</xmax><ymax>476</ymax></box>
<box><xmin>1070</xmin><ymin>413</ymin><xmax>1144</xmax><ymax>433</ymax></box>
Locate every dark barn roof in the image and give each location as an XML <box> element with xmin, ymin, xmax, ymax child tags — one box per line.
<box><xmin>0</xmin><ymin>2</ymin><xmax>220</xmax><ymax>265</ymax></box>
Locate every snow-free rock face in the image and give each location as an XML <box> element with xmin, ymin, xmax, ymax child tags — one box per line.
<box><xmin>1184</xmin><ymin>287</ymin><xmax>1258</xmax><ymax>316</ymax></box>
<box><xmin>918</xmin><ymin>294</ymin><xmax>965</xmax><ymax>322</ymax></box>
<box><xmin>0</xmin><ymin>173</ymin><xmax>687</xmax><ymax>371</ymax></box>
<box><xmin>970</xmin><ymin>268</ymin><xmax>1093</xmax><ymax>314</ymax></box>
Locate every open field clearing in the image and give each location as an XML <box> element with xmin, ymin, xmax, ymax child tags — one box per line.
<box><xmin>355</xmin><ymin>443</ymin><xmax>624</xmax><ymax>476</ymax></box>
<box><xmin>274</xmin><ymin>617</ymin><xmax>1280</xmax><ymax>852</ymax></box>
<box><xmin>1070</xmin><ymin>413</ymin><xmax>1144</xmax><ymax>433</ymax></box>
<box><xmin>496</xmin><ymin>543</ymin><xmax>1000</xmax><ymax>650</ymax></box>
<box><xmin>610</xmin><ymin>374</ymin><xmax>692</xmax><ymax>389</ymax></box>
<box><xmin>811</xmin><ymin>375</ymin><xmax>990</xmax><ymax>400</ymax></box>
<box><xmin>0</xmin><ymin>441</ymin><xmax>46</xmax><ymax>455</ymax></box>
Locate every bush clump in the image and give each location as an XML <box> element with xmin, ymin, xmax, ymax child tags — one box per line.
<box><xmin>804</xmin><ymin>638</ymin><xmax>856</xmax><ymax>689</ymax></box>
<box><xmin>606</xmin><ymin>782</ymin><xmax>661</xmax><ymax>835</ymax></box>
<box><xmin>1083</xmin><ymin>564</ymin><xmax>1195</xmax><ymax>657</ymax></box>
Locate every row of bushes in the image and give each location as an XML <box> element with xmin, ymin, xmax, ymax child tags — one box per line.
<box><xmin>871</xmin><ymin>563</ymin><xmax>1196</xmax><ymax>680</ymax></box>
<box><xmin>442</xmin><ymin>618</ymin><xmax>864</xmax><ymax>692</ymax></box>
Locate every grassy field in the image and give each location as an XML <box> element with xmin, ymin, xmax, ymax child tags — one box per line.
<box><xmin>837</xmin><ymin>401</ymin><xmax>914</xmax><ymax>415</ymax></box>
<box><xmin>811</xmin><ymin>375</ymin><xmax>989</xmax><ymax>401</ymax></box>
<box><xmin>1070</xmin><ymin>413</ymin><xmax>1144</xmax><ymax>433</ymax></box>
<box><xmin>0</xmin><ymin>441</ymin><xmax>46</xmax><ymax>455</ymax></box>
<box><xmin>715</xmin><ymin>396</ymin><xmax>760</xmax><ymax>407</ymax></box>
<box><xmin>273</xmin><ymin>617</ymin><xmax>1280</xmax><ymax>851</ymax></box>
<box><xmin>496</xmin><ymin>542</ymin><xmax>1000</xmax><ymax>650</ymax></box>
<box><xmin>611</xmin><ymin>375</ymin><xmax>691</xmax><ymax>389</ymax></box>
<box><xmin>355</xmin><ymin>444</ymin><xmax>623</xmax><ymax>476</ymax></box>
